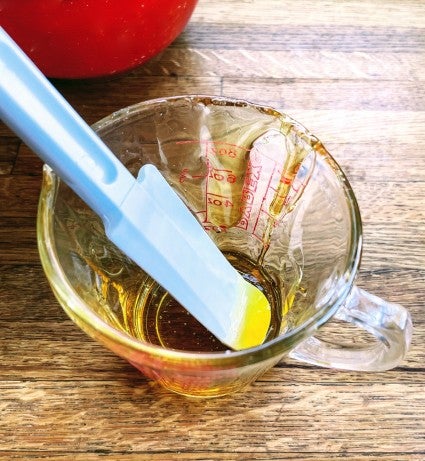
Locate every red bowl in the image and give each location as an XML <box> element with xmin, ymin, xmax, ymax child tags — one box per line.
<box><xmin>0</xmin><ymin>0</ymin><xmax>198</xmax><ymax>78</ymax></box>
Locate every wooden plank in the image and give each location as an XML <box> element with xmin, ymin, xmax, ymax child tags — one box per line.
<box><xmin>0</xmin><ymin>453</ymin><xmax>423</xmax><ymax>461</ymax></box>
<box><xmin>138</xmin><ymin>48</ymin><xmax>425</xmax><ymax>81</ymax></box>
<box><xmin>1</xmin><ymin>339</ymin><xmax>423</xmax><ymax>384</ymax></box>
<box><xmin>222</xmin><ymin>79</ymin><xmax>425</xmax><ymax>111</ymax></box>
<box><xmin>0</xmin><ymin>380</ymin><xmax>423</xmax><ymax>454</ymax></box>
<box><xmin>12</xmin><ymin>143</ymin><xmax>43</xmax><ymax>176</ymax></box>
<box><xmin>0</xmin><ymin>265</ymin><xmax>65</xmax><ymax>321</ymax></box>
<box><xmin>0</xmin><ymin>136</ymin><xmax>19</xmax><ymax>175</ymax></box>
<box><xmin>325</xmin><ymin>142</ymin><xmax>425</xmax><ymax>183</ymax></box>
<box><xmin>276</xmin><ymin>110</ymin><xmax>425</xmax><ymax>144</ymax></box>
<box><xmin>177</xmin><ymin>23</ymin><xmax>425</xmax><ymax>53</ymax></box>
<box><xmin>0</xmin><ymin>218</ymin><xmax>39</xmax><ymax>264</ymax></box>
<box><xmin>0</xmin><ymin>176</ymin><xmax>41</xmax><ymax>218</ymax></box>
<box><xmin>192</xmin><ymin>0</ymin><xmax>425</xmax><ymax>28</ymax></box>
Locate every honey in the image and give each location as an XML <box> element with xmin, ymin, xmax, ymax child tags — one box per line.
<box><xmin>120</xmin><ymin>251</ymin><xmax>281</xmax><ymax>352</ymax></box>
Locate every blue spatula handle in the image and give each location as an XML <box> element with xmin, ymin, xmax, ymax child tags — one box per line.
<box><xmin>0</xmin><ymin>27</ymin><xmax>135</xmax><ymax>220</ymax></box>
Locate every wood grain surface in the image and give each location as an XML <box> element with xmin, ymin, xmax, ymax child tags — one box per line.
<box><xmin>1</xmin><ymin>1</ymin><xmax>424</xmax><ymax>459</ymax></box>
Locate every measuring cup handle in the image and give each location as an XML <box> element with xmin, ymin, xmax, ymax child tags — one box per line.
<box><xmin>289</xmin><ymin>286</ymin><xmax>413</xmax><ymax>371</ymax></box>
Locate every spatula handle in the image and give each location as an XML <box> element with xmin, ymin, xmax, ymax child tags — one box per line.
<box><xmin>0</xmin><ymin>27</ymin><xmax>134</xmax><ymax>220</ymax></box>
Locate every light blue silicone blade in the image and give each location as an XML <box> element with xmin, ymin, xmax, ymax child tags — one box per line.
<box><xmin>0</xmin><ymin>26</ymin><xmax>252</xmax><ymax>348</ymax></box>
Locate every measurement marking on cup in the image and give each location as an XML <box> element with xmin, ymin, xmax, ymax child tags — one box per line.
<box><xmin>208</xmin><ymin>168</ymin><xmax>237</xmax><ymax>183</ymax></box>
<box><xmin>176</xmin><ymin>138</ymin><xmax>308</xmax><ymax>237</ymax></box>
<box><xmin>237</xmin><ymin>152</ymin><xmax>283</xmax><ymax>241</ymax></box>
<box><xmin>176</xmin><ymin>139</ymin><xmax>248</xmax><ymax>159</ymax></box>
<box><xmin>207</xmin><ymin>193</ymin><xmax>234</xmax><ymax>208</ymax></box>
<box><xmin>203</xmin><ymin>142</ymin><xmax>246</xmax><ymax>226</ymax></box>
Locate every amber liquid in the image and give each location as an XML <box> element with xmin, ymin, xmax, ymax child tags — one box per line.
<box><xmin>119</xmin><ymin>251</ymin><xmax>281</xmax><ymax>352</ymax></box>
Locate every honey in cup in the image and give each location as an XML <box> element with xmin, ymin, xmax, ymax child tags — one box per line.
<box><xmin>38</xmin><ymin>96</ymin><xmax>411</xmax><ymax>397</ymax></box>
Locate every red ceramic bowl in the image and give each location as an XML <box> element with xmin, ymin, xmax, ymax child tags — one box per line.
<box><xmin>0</xmin><ymin>0</ymin><xmax>198</xmax><ymax>78</ymax></box>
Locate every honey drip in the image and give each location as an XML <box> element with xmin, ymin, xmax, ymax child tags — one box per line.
<box><xmin>257</xmin><ymin>121</ymin><xmax>315</xmax><ymax>266</ymax></box>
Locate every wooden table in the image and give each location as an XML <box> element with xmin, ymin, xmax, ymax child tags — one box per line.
<box><xmin>1</xmin><ymin>1</ymin><xmax>424</xmax><ymax>459</ymax></box>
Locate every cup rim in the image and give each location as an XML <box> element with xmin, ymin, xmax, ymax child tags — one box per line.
<box><xmin>37</xmin><ymin>95</ymin><xmax>363</xmax><ymax>366</ymax></box>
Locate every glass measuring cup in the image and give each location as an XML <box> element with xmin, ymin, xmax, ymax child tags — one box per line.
<box><xmin>37</xmin><ymin>95</ymin><xmax>412</xmax><ymax>397</ymax></box>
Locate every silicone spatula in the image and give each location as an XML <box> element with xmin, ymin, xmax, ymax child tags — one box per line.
<box><xmin>0</xmin><ymin>27</ymin><xmax>271</xmax><ymax>350</ymax></box>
